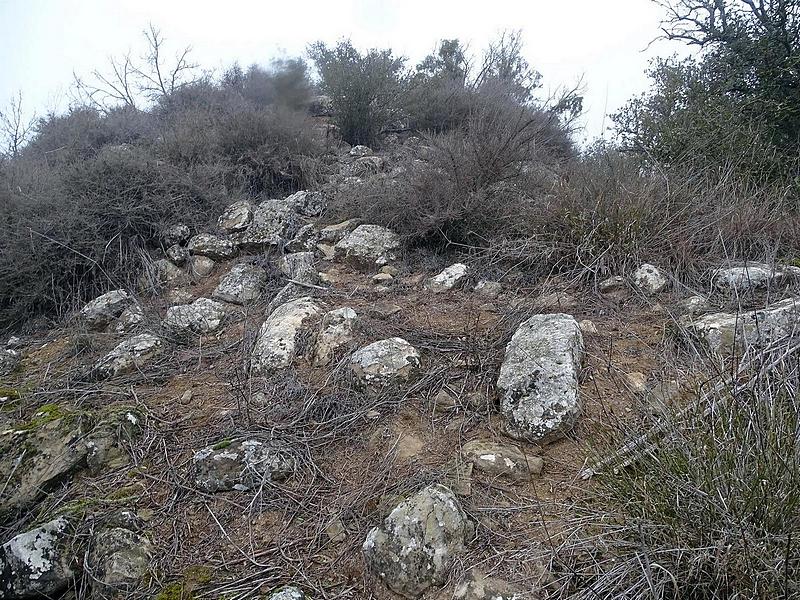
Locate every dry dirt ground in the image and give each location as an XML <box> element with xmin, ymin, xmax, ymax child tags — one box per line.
<box><xmin>1</xmin><ymin>255</ymin><xmax>697</xmax><ymax>599</ymax></box>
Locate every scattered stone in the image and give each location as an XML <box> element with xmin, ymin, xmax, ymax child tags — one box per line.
<box><xmin>283</xmin><ymin>190</ymin><xmax>326</xmax><ymax>217</ymax></box>
<box><xmin>454</xmin><ymin>570</ymin><xmax>529</xmax><ymax>600</ymax></box>
<box><xmin>194</xmin><ymin>439</ymin><xmax>294</xmax><ymax>492</ymax></box>
<box><xmin>0</xmin><ymin>517</ymin><xmax>75</xmax><ymax>599</ymax></box>
<box><xmin>350</xmin><ymin>338</ymin><xmax>420</xmax><ymax>388</ymax></box>
<box><xmin>165</xmin><ymin>244</ymin><xmax>189</xmax><ymax>266</ymax></box>
<box><xmin>363</xmin><ymin>484</ymin><xmax>469</xmax><ymax>598</ymax></box>
<box><xmin>313</xmin><ymin>307</ymin><xmax>358</xmax><ymax>366</ymax></box>
<box><xmin>432</xmin><ymin>388</ymin><xmax>458</xmax><ymax>409</ymax></box>
<box><xmin>81</xmin><ymin>289</ymin><xmax>133</xmax><ymax>330</ymax></box>
<box><xmin>474</xmin><ymin>280</ymin><xmax>502</xmax><ymax>298</ymax></box>
<box><xmin>92</xmin><ymin>334</ymin><xmax>163</xmax><ymax>379</ymax></box>
<box><xmin>372</xmin><ymin>272</ymin><xmax>394</xmax><ymax>284</ymax></box>
<box><xmin>89</xmin><ymin>526</ymin><xmax>153</xmax><ymax>598</ymax></box>
<box><xmin>162</xmin><ymin>223</ymin><xmax>190</xmax><ymax>247</ymax></box>
<box><xmin>187</xmin><ymin>233</ymin><xmax>238</xmax><ymax>261</ymax></box>
<box><xmin>461</xmin><ymin>440</ymin><xmax>543</xmax><ymax>480</ymax></box>
<box><xmin>334</xmin><ymin>224</ymin><xmax>401</xmax><ymax>269</ymax></box>
<box><xmin>425</xmin><ymin>263</ymin><xmax>469</xmax><ymax>292</ymax></box>
<box><xmin>239</xmin><ymin>199</ymin><xmax>302</xmax><ymax>249</ymax></box>
<box><xmin>625</xmin><ymin>371</ymin><xmax>648</xmax><ymax>394</ymax></box>
<box><xmin>268</xmin><ymin>586</ymin><xmax>307</xmax><ymax>600</ymax></box>
<box><xmin>252</xmin><ymin>297</ymin><xmax>322</xmax><ymax>372</ymax></box>
<box><xmin>683</xmin><ymin>297</ymin><xmax>800</xmax><ymax>357</ymax></box>
<box><xmin>279</xmin><ymin>252</ymin><xmax>319</xmax><ymax>285</ymax></box>
<box><xmin>578</xmin><ymin>319</ymin><xmax>598</xmax><ymax>335</ymax></box>
<box><xmin>164</xmin><ymin>298</ymin><xmax>226</xmax><ymax>335</ymax></box>
<box><xmin>325</xmin><ymin>518</ymin><xmax>347</xmax><ymax>544</ymax></box>
<box><xmin>711</xmin><ymin>263</ymin><xmax>779</xmax><ymax>293</ymax></box>
<box><xmin>632</xmin><ymin>263</ymin><xmax>668</xmax><ymax>294</ymax></box>
<box><xmin>218</xmin><ymin>200</ymin><xmax>253</xmax><ymax>233</ymax></box>
<box><xmin>369</xmin><ymin>302</ymin><xmax>402</xmax><ymax>319</ymax></box>
<box><xmin>374</xmin><ymin>284</ymin><xmax>391</xmax><ymax>293</ymax></box>
<box><xmin>213</xmin><ymin>263</ymin><xmax>267</xmax><ymax>304</ymax></box>
<box><xmin>498</xmin><ymin>314</ymin><xmax>584</xmax><ymax>443</ymax></box>
<box><xmin>188</xmin><ymin>255</ymin><xmax>216</xmax><ymax>278</ymax></box>
<box><xmin>379</xmin><ymin>265</ymin><xmax>400</xmax><ymax>277</ymax></box>
<box><xmin>0</xmin><ymin>349</ymin><xmax>20</xmax><ymax>377</ymax></box>
<box><xmin>349</xmin><ymin>144</ymin><xmax>372</xmax><ymax>157</ymax></box>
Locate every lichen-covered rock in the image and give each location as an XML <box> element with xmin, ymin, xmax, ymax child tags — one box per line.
<box><xmin>632</xmin><ymin>263</ymin><xmax>667</xmax><ymax>294</ymax></box>
<box><xmin>161</xmin><ymin>223</ymin><xmax>190</xmax><ymax>247</ymax></box>
<box><xmin>283</xmin><ymin>190</ymin><xmax>326</xmax><ymax>217</ymax></box>
<box><xmin>238</xmin><ymin>199</ymin><xmax>302</xmax><ymax>249</ymax></box>
<box><xmin>497</xmin><ymin>314</ymin><xmax>584</xmax><ymax>443</ymax></box>
<box><xmin>313</xmin><ymin>307</ymin><xmax>357</xmax><ymax>366</ymax></box>
<box><xmin>454</xmin><ymin>570</ymin><xmax>529</xmax><ymax>600</ymax></box>
<box><xmin>251</xmin><ymin>297</ymin><xmax>322</xmax><ymax>372</ymax></box>
<box><xmin>81</xmin><ymin>290</ymin><xmax>132</xmax><ymax>330</ymax></box>
<box><xmin>212</xmin><ymin>263</ymin><xmax>267</xmax><ymax>305</ymax></box>
<box><xmin>164</xmin><ymin>298</ymin><xmax>226</xmax><ymax>335</ymax></box>
<box><xmin>711</xmin><ymin>263</ymin><xmax>780</xmax><ymax>292</ymax></box>
<box><xmin>194</xmin><ymin>439</ymin><xmax>294</xmax><ymax>492</ymax></box>
<box><xmin>461</xmin><ymin>440</ymin><xmax>543</xmax><ymax>481</ymax></box>
<box><xmin>165</xmin><ymin>244</ymin><xmax>189</xmax><ymax>266</ymax></box>
<box><xmin>425</xmin><ymin>263</ymin><xmax>469</xmax><ymax>292</ymax></box>
<box><xmin>218</xmin><ymin>200</ymin><xmax>253</xmax><ymax>233</ymax></box>
<box><xmin>683</xmin><ymin>297</ymin><xmax>800</xmax><ymax>356</ymax></box>
<box><xmin>268</xmin><ymin>586</ymin><xmax>307</xmax><ymax>600</ymax></box>
<box><xmin>334</xmin><ymin>225</ymin><xmax>401</xmax><ymax>269</ymax></box>
<box><xmin>350</xmin><ymin>337</ymin><xmax>420</xmax><ymax>388</ymax></box>
<box><xmin>0</xmin><ymin>349</ymin><xmax>20</xmax><ymax>376</ymax></box>
<box><xmin>278</xmin><ymin>252</ymin><xmax>319</xmax><ymax>285</ymax></box>
<box><xmin>88</xmin><ymin>526</ymin><xmax>153</xmax><ymax>599</ymax></box>
<box><xmin>187</xmin><ymin>233</ymin><xmax>238</xmax><ymax>261</ymax></box>
<box><xmin>285</xmin><ymin>223</ymin><xmax>320</xmax><ymax>253</ymax></box>
<box><xmin>363</xmin><ymin>484</ymin><xmax>468</xmax><ymax>598</ymax></box>
<box><xmin>188</xmin><ymin>255</ymin><xmax>216</xmax><ymax>279</ymax></box>
<box><xmin>0</xmin><ymin>517</ymin><xmax>75</xmax><ymax>599</ymax></box>
<box><xmin>152</xmin><ymin>259</ymin><xmax>188</xmax><ymax>286</ymax></box>
<box><xmin>349</xmin><ymin>144</ymin><xmax>372</xmax><ymax>157</ymax></box>
<box><xmin>92</xmin><ymin>334</ymin><xmax>163</xmax><ymax>379</ymax></box>
<box><xmin>112</xmin><ymin>305</ymin><xmax>145</xmax><ymax>334</ymax></box>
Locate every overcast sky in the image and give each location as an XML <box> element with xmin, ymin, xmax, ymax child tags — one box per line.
<box><xmin>0</xmin><ymin>0</ymin><xmax>687</xmax><ymax>142</ymax></box>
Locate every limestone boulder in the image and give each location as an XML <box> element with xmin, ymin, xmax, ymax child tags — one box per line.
<box><xmin>350</xmin><ymin>337</ymin><xmax>420</xmax><ymax>388</ymax></box>
<box><xmin>425</xmin><ymin>263</ymin><xmax>469</xmax><ymax>292</ymax></box>
<box><xmin>313</xmin><ymin>307</ymin><xmax>357</xmax><ymax>366</ymax></box>
<box><xmin>632</xmin><ymin>263</ymin><xmax>668</xmax><ymax>294</ymax></box>
<box><xmin>251</xmin><ymin>297</ymin><xmax>322</xmax><ymax>372</ymax></box>
<box><xmin>194</xmin><ymin>439</ymin><xmax>295</xmax><ymax>492</ymax></box>
<box><xmin>363</xmin><ymin>484</ymin><xmax>469</xmax><ymax>598</ymax></box>
<box><xmin>187</xmin><ymin>233</ymin><xmax>238</xmax><ymax>261</ymax></box>
<box><xmin>497</xmin><ymin>314</ymin><xmax>584</xmax><ymax>443</ymax></box>
<box><xmin>218</xmin><ymin>200</ymin><xmax>253</xmax><ymax>233</ymax></box>
<box><xmin>81</xmin><ymin>290</ymin><xmax>133</xmax><ymax>330</ymax></box>
<box><xmin>164</xmin><ymin>298</ymin><xmax>226</xmax><ymax>335</ymax></box>
<box><xmin>92</xmin><ymin>334</ymin><xmax>163</xmax><ymax>380</ymax></box>
<box><xmin>0</xmin><ymin>517</ymin><xmax>75</xmax><ymax>599</ymax></box>
<box><xmin>334</xmin><ymin>225</ymin><xmax>401</xmax><ymax>269</ymax></box>
<box><xmin>213</xmin><ymin>263</ymin><xmax>267</xmax><ymax>304</ymax></box>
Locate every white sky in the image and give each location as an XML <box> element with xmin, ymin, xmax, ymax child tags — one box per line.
<box><xmin>0</xmin><ymin>0</ymin><xmax>687</xmax><ymax>142</ymax></box>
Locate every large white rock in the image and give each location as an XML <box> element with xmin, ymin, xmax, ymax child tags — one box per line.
<box><xmin>239</xmin><ymin>199</ymin><xmax>302</xmax><ymax>249</ymax></box>
<box><xmin>194</xmin><ymin>439</ymin><xmax>295</xmax><ymax>492</ymax></box>
<box><xmin>92</xmin><ymin>334</ymin><xmax>163</xmax><ymax>379</ymax></box>
<box><xmin>334</xmin><ymin>224</ymin><xmax>401</xmax><ymax>269</ymax></box>
<box><xmin>187</xmin><ymin>233</ymin><xmax>238</xmax><ymax>261</ymax></box>
<box><xmin>251</xmin><ymin>297</ymin><xmax>322</xmax><ymax>372</ymax></box>
<box><xmin>164</xmin><ymin>298</ymin><xmax>226</xmax><ymax>335</ymax></box>
<box><xmin>425</xmin><ymin>263</ymin><xmax>469</xmax><ymax>292</ymax></box>
<box><xmin>218</xmin><ymin>200</ymin><xmax>253</xmax><ymax>233</ymax></box>
<box><xmin>497</xmin><ymin>314</ymin><xmax>584</xmax><ymax>442</ymax></box>
<box><xmin>711</xmin><ymin>263</ymin><xmax>780</xmax><ymax>292</ymax></box>
<box><xmin>81</xmin><ymin>290</ymin><xmax>132</xmax><ymax>330</ymax></box>
<box><xmin>350</xmin><ymin>337</ymin><xmax>420</xmax><ymax>388</ymax></box>
<box><xmin>363</xmin><ymin>484</ymin><xmax>468</xmax><ymax>598</ymax></box>
<box><xmin>0</xmin><ymin>517</ymin><xmax>75</xmax><ymax>598</ymax></box>
<box><xmin>313</xmin><ymin>307</ymin><xmax>357</xmax><ymax>366</ymax></box>
<box><xmin>212</xmin><ymin>263</ymin><xmax>267</xmax><ymax>304</ymax></box>
<box><xmin>631</xmin><ymin>263</ymin><xmax>667</xmax><ymax>294</ymax></box>
<box><xmin>683</xmin><ymin>297</ymin><xmax>800</xmax><ymax>356</ymax></box>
